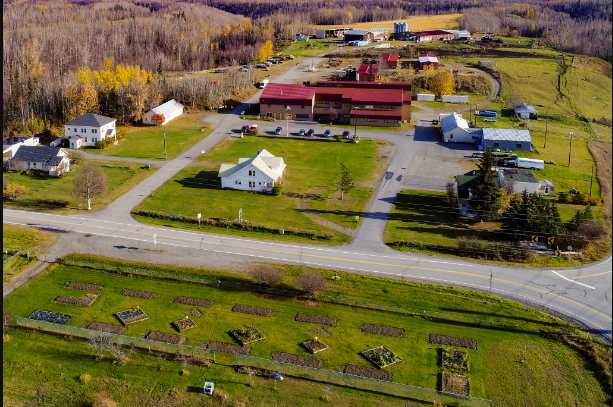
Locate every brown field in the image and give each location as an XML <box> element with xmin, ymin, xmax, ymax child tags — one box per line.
<box><xmin>311</xmin><ymin>13</ymin><xmax>461</xmax><ymax>31</ymax></box>
<box><xmin>589</xmin><ymin>140</ymin><xmax>612</xmax><ymax>221</ymax></box>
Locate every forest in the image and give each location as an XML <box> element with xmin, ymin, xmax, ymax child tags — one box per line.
<box><xmin>2</xmin><ymin>0</ymin><xmax>611</xmax><ymax>137</ymax></box>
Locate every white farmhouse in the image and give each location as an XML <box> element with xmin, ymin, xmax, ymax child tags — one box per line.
<box><xmin>142</xmin><ymin>99</ymin><xmax>184</xmax><ymax>126</ymax></box>
<box><xmin>439</xmin><ymin>112</ymin><xmax>481</xmax><ymax>143</ymax></box>
<box><xmin>7</xmin><ymin>145</ymin><xmax>70</xmax><ymax>176</ymax></box>
<box><xmin>64</xmin><ymin>113</ymin><xmax>116</xmax><ymax>149</ymax></box>
<box><xmin>218</xmin><ymin>149</ymin><xmax>286</xmax><ymax>193</ymax></box>
<box><xmin>3</xmin><ymin>136</ymin><xmax>40</xmax><ymax>161</ymax></box>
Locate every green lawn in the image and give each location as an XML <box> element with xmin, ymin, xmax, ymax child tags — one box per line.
<box><xmin>2</xmin><ymin>255</ymin><xmax>608</xmax><ymax>406</ymax></box>
<box><xmin>135</xmin><ymin>136</ymin><xmax>386</xmax><ymax>243</ymax></box>
<box><xmin>87</xmin><ymin>112</ymin><xmax>211</xmax><ymax>160</ymax></box>
<box><xmin>3</xmin><ymin>160</ymin><xmax>154</xmax><ymax>212</ymax></box>
<box><xmin>282</xmin><ymin>39</ymin><xmax>338</xmax><ymax>58</ymax></box>
<box><xmin>2</xmin><ymin>224</ymin><xmax>57</xmax><ymax>283</ymax></box>
<box><xmin>563</xmin><ymin>56</ymin><xmax>612</xmax><ymax>121</ymax></box>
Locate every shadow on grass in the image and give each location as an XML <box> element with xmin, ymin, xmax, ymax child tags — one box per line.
<box><xmin>175</xmin><ymin>170</ymin><xmax>221</xmax><ymax>190</ymax></box>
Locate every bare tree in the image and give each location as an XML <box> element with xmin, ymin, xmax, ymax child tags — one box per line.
<box><xmin>336</xmin><ymin>163</ymin><xmax>354</xmax><ymax>201</ymax></box>
<box><xmin>297</xmin><ymin>271</ymin><xmax>326</xmax><ymax>296</ymax></box>
<box><xmin>250</xmin><ymin>266</ymin><xmax>283</xmax><ymax>286</ymax></box>
<box><xmin>73</xmin><ymin>163</ymin><xmax>107</xmax><ymax>210</ymax></box>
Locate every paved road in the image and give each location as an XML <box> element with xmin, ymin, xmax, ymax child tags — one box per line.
<box><xmin>4</xmin><ymin>208</ymin><xmax>611</xmax><ymax>342</ymax></box>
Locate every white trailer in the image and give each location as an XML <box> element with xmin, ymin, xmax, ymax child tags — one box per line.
<box><xmin>442</xmin><ymin>95</ymin><xmax>469</xmax><ymax>104</ymax></box>
<box><xmin>258</xmin><ymin>79</ymin><xmax>269</xmax><ymax>89</ymax></box>
<box><xmin>514</xmin><ymin>157</ymin><xmax>544</xmax><ymax>169</ymax></box>
<box><xmin>416</xmin><ymin>93</ymin><xmax>436</xmax><ymax>101</ymax></box>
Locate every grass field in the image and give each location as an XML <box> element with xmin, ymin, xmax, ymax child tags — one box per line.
<box><xmin>87</xmin><ymin>112</ymin><xmax>211</xmax><ymax>160</ymax></box>
<box><xmin>135</xmin><ymin>136</ymin><xmax>386</xmax><ymax>243</ymax></box>
<box><xmin>3</xmin><ymin>160</ymin><xmax>154</xmax><ymax>212</ymax></box>
<box><xmin>2</xmin><ymin>224</ymin><xmax>57</xmax><ymax>283</ymax></box>
<box><xmin>2</xmin><ymin>254</ymin><xmax>608</xmax><ymax>406</ymax></box>
<box><xmin>563</xmin><ymin>56</ymin><xmax>612</xmax><ymax>122</ymax></box>
<box><xmin>283</xmin><ymin>39</ymin><xmax>339</xmax><ymax>58</ymax></box>
<box><xmin>311</xmin><ymin>13</ymin><xmax>461</xmax><ymax>31</ymax></box>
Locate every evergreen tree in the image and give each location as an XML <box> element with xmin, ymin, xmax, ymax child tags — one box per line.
<box><xmin>337</xmin><ymin>163</ymin><xmax>354</xmax><ymax>200</ymax></box>
<box><xmin>470</xmin><ymin>148</ymin><xmax>501</xmax><ymax>220</ymax></box>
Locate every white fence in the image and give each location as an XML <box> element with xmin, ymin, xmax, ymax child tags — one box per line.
<box><xmin>442</xmin><ymin>95</ymin><xmax>469</xmax><ymax>104</ymax></box>
<box><xmin>416</xmin><ymin>93</ymin><xmax>435</xmax><ymax>101</ymax></box>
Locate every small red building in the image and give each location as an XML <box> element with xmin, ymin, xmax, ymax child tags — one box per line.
<box><xmin>379</xmin><ymin>52</ymin><xmax>399</xmax><ymax>69</ymax></box>
<box><xmin>356</xmin><ymin>63</ymin><xmax>379</xmax><ymax>81</ymax></box>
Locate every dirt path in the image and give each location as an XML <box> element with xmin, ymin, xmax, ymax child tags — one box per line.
<box><xmin>297</xmin><ymin>199</ymin><xmax>356</xmax><ymax>237</ymax></box>
<box><xmin>588</xmin><ymin>140</ymin><xmax>612</xmax><ymax>221</ymax></box>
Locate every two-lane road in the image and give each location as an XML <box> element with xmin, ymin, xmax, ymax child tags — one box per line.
<box><xmin>4</xmin><ymin>208</ymin><xmax>611</xmax><ymax>342</ymax></box>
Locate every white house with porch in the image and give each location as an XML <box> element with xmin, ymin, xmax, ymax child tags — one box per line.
<box><xmin>218</xmin><ymin>149</ymin><xmax>286</xmax><ymax>193</ymax></box>
<box><xmin>64</xmin><ymin>113</ymin><xmax>116</xmax><ymax>149</ymax></box>
<box><xmin>7</xmin><ymin>145</ymin><xmax>70</xmax><ymax>176</ymax></box>
<box><xmin>142</xmin><ymin>99</ymin><xmax>184</xmax><ymax>125</ymax></box>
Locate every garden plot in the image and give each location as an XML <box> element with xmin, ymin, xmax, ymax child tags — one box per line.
<box><xmin>440</xmin><ymin>371</ymin><xmax>469</xmax><ymax>397</ymax></box>
<box><xmin>440</xmin><ymin>348</ymin><xmax>469</xmax><ymax>373</ymax></box>
<box><xmin>29</xmin><ymin>309</ymin><xmax>71</xmax><ymax>325</ymax></box>
<box><xmin>87</xmin><ymin>322</ymin><xmax>126</xmax><ymax>335</ymax></box>
<box><xmin>187</xmin><ymin>308</ymin><xmax>203</xmax><ymax>318</ymax></box>
<box><xmin>232</xmin><ymin>304</ymin><xmax>272</xmax><ymax>317</ymax></box>
<box><xmin>361</xmin><ymin>323</ymin><xmax>405</xmax><ymax>337</ymax></box>
<box><xmin>229</xmin><ymin>326</ymin><xmax>265</xmax><ymax>346</ymax></box>
<box><xmin>172</xmin><ymin>317</ymin><xmax>196</xmax><ymax>333</ymax></box>
<box><xmin>54</xmin><ymin>294</ymin><xmax>98</xmax><ymax>307</ymax></box>
<box><xmin>429</xmin><ymin>334</ymin><xmax>477</xmax><ymax>349</ymax></box>
<box><xmin>343</xmin><ymin>364</ymin><xmax>392</xmax><ymax>381</ymax></box>
<box><xmin>295</xmin><ymin>313</ymin><xmax>337</xmax><ymax>327</ymax></box>
<box><xmin>202</xmin><ymin>341</ymin><xmax>251</xmax><ymax>356</ymax></box>
<box><xmin>361</xmin><ymin>345</ymin><xmax>402</xmax><ymax>369</ymax></box>
<box><xmin>145</xmin><ymin>330</ymin><xmax>186</xmax><ymax>345</ymax></box>
<box><xmin>301</xmin><ymin>339</ymin><xmax>329</xmax><ymax>354</ymax></box>
<box><xmin>272</xmin><ymin>352</ymin><xmax>322</xmax><ymax>368</ymax></box>
<box><xmin>121</xmin><ymin>288</ymin><xmax>156</xmax><ymax>299</ymax></box>
<box><xmin>174</xmin><ymin>296</ymin><xmax>212</xmax><ymax>307</ymax></box>
<box><xmin>115</xmin><ymin>308</ymin><xmax>148</xmax><ymax>325</ymax></box>
<box><xmin>66</xmin><ymin>281</ymin><xmax>102</xmax><ymax>293</ymax></box>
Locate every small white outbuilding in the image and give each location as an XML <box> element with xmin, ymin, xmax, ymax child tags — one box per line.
<box><xmin>143</xmin><ymin>99</ymin><xmax>184</xmax><ymax>125</ymax></box>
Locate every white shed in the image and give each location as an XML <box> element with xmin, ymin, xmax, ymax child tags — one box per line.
<box><xmin>143</xmin><ymin>99</ymin><xmax>184</xmax><ymax>126</ymax></box>
<box><xmin>439</xmin><ymin>112</ymin><xmax>481</xmax><ymax>144</ymax></box>
<box><xmin>416</xmin><ymin>93</ymin><xmax>436</xmax><ymax>101</ymax></box>
<box><xmin>442</xmin><ymin>95</ymin><xmax>469</xmax><ymax>104</ymax></box>
<box><xmin>218</xmin><ymin>149</ymin><xmax>286</xmax><ymax>193</ymax></box>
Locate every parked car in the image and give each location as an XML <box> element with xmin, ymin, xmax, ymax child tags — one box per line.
<box><xmin>323</xmin><ymin>129</ymin><xmax>332</xmax><ymax>137</ymax></box>
<box><xmin>298</xmin><ymin>129</ymin><xmax>306</xmax><ymax>136</ymax></box>
<box><xmin>241</xmin><ymin>124</ymin><xmax>258</xmax><ymax>134</ymax></box>
<box><xmin>342</xmin><ymin>130</ymin><xmax>351</xmax><ymax>139</ymax></box>
<box><xmin>203</xmin><ymin>382</ymin><xmax>215</xmax><ymax>396</ymax></box>
<box><xmin>306</xmin><ymin>129</ymin><xmax>315</xmax><ymax>137</ymax></box>
<box><xmin>239</xmin><ymin>66</ymin><xmax>251</xmax><ymax>72</ymax></box>
<box><xmin>483</xmin><ymin>117</ymin><xmax>497</xmax><ymax>122</ymax></box>
<box><xmin>274</xmin><ymin>126</ymin><xmax>283</xmax><ymax>135</ymax></box>
<box><xmin>273</xmin><ymin>373</ymin><xmax>285</xmax><ymax>381</ymax></box>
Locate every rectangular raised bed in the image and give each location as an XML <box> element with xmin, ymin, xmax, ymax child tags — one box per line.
<box><xmin>88</xmin><ymin>322</ymin><xmax>126</xmax><ymax>335</ymax></box>
<box><xmin>29</xmin><ymin>309</ymin><xmax>71</xmax><ymax>325</ymax></box>
<box><xmin>440</xmin><ymin>348</ymin><xmax>468</xmax><ymax>373</ymax></box>
<box><xmin>272</xmin><ymin>352</ymin><xmax>322</xmax><ymax>368</ymax></box>
<box><xmin>360</xmin><ymin>345</ymin><xmax>402</xmax><ymax>369</ymax></box>
<box><xmin>440</xmin><ymin>371</ymin><xmax>470</xmax><ymax>397</ymax></box>
<box><xmin>174</xmin><ymin>296</ymin><xmax>212</xmax><ymax>307</ymax></box>
<box><xmin>229</xmin><ymin>326</ymin><xmax>265</xmax><ymax>346</ymax></box>
<box><xmin>172</xmin><ymin>317</ymin><xmax>196</xmax><ymax>332</ymax></box>
<box><xmin>202</xmin><ymin>341</ymin><xmax>251</xmax><ymax>356</ymax></box>
<box><xmin>429</xmin><ymin>334</ymin><xmax>477</xmax><ymax>349</ymax></box>
<box><xmin>232</xmin><ymin>304</ymin><xmax>272</xmax><ymax>317</ymax></box>
<box><xmin>121</xmin><ymin>288</ymin><xmax>155</xmax><ymax>299</ymax></box>
<box><xmin>294</xmin><ymin>313</ymin><xmax>337</xmax><ymax>327</ymax></box>
<box><xmin>145</xmin><ymin>330</ymin><xmax>186</xmax><ymax>345</ymax></box>
<box><xmin>66</xmin><ymin>281</ymin><xmax>102</xmax><ymax>293</ymax></box>
<box><xmin>301</xmin><ymin>339</ymin><xmax>329</xmax><ymax>354</ymax></box>
<box><xmin>343</xmin><ymin>364</ymin><xmax>392</xmax><ymax>381</ymax></box>
<box><xmin>114</xmin><ymin>308</ymin><xmax>148</xmax><ymax>326</ymax></box>
<box><xmin>54</xmin><ymin>293</ymin><xmax>99</xmax><ymax>307</ymax></box>
<box><xmin>361</xmin><ymin>323</ymin><xmax>404</xmax><ymax>337</ymax></box>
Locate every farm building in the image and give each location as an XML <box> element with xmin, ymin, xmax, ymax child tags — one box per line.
<box><xmin>356</xmin><ymin>63</ymin><xmax>379</xmax><ymax>81</ymax></box>
<box><xmin>64</xmin><ymin>113</ymin><xmax>116</xmax><ymax>149</ymax></box>
<box><xmin>481</xmin><ymin>128</ymin><xmax>532</xmax><ymax>152</ymax></box>
<box><xmin>143</xmin><ymin>99</ymin><xmax>184</xmax><ymax>125</ymax></box>
<box><xmin>314</xmin><ymin>28</ymin><xmax>350</xmax><ymax>39</ymax></box>
<box><xmin>344</xmin><ymin>29</ymin><xmax>374</xmax><ymax>42</ymax></box>
<box><xmin>379</xmin><ymin>52</ymin><xmax>399</xmax><ymax>69</ymax></box>
<box><xmin>259</xmin><ymin>82</ymin><xmax>411</xmax><ymax>126</ymax></box>
<box><xmin>218</xmin><ymin>149</ymin><xmax>286</xmax><ymax>193</ymax></box>
<box><xmin>3</xmin><ymin>136</ymin><xmax>40</xmax><ymax>161</ymax></box>
<box><xmin>513</xmin><ymin>103</ymin><xmax>538</xmax><ymax>119</ymax></box>
<box><xmin>497</xmin><ymin>168</ymin><xmax>553</xmax><ymax>195</ymax></box>
<box><xmin>417</xmin><ymin>55</ymin><xmax>439</xmax><ymax>70</ymax></box>
<box><xmin>6</xmin><ymin>145</ymin><xmax>70</xmax><ymax>176</ymax></box>
<box><xmin>408</xmin><ymin>30</ymin><xmax>455</xmax><ymax>42</ymax></box>
<box><xmin>439</xmin><ymin>112</ymin><xmax>481</xmax><ymax>143</ymax></box>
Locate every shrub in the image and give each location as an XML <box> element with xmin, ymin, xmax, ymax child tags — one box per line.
<box><xmin>250</xmin><ymin>266</ymin><xmax>282</xmax><ymax>286</ymax></box>
<box><xmin>3</xmin><ymin>334</ymin><xmax>11</xmax><ymax>343</ymax></box>
<box><xmin>557</xmin><ymin>191</ymin><xmax>568</xmax><ymax>203</ymax></box>
<box><xmin>271</xmin><ymin>185</ymin><xmax>282</xmax><ymax>195</ymax></box>
<box><xmin>3</xmin><ymin>183</ymin><xmax>28</xmax><ymax>200</ymax></box>
<box><xmin>95</xmin><ymin>141</ymin><xmax>105</xmax><ymax>149</ymax></box>
<box><xmin>179</xmin><ymin>369</ymin><xmax>190</xmax><ymax>377</ymax></box>
<box><xmin>297</xmin><ymin>271</ymin><xmax>326</xmax><ymax>296</ymax></box>
<box><xmin>79</xmin><ymin>373</ymin><xmax>92</xmax><ymax>384</ymax></box>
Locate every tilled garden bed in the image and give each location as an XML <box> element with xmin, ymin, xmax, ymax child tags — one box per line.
<box><xmin>121</xmin><ymin>288</ymin><xmax>156</xmax><ymax>299</ymax></box>
<box><xmin>145</xmin><ymin>330</ymin><xmax>186</xmax><ymax>345</ymax></box>
<box><xmin>440</xmin><ymin>348</ymin><xmax>468</xmax><ymax>373</ymax></box>
<box><xmin>66</xmin><ymin>281</ymin><xmax>102</xmax><ymax>293</ymax></box>
<box><xmin>87</xmin><ymin>321</ymin><xmax>126</xmax><ymax>335</ymax></box>
<box><xmin>294</xmin><ymin>313</ymin><xmax>337</xmax><ymax>327</ymax></box>
<box><xmin>229</xmin><ymin>326</ymin><xmax>265</xmax><ymax>346</ymax></box>
<box><xmin>54</xmin><ymin>293</ymin><xmax>99</xmax><ymax>307</ymax></box>
<box><xmin>343</xmin><ymin>364</ymin><xmax>392</xmax><ymax>381</ymax></box>
<box><xmin>301</xmin><ymin>339</ymin><xmax>329</xmax><ymax>354</ymax></box>
<box><xmin>361</xmin><ymin>345</ymin><xmax>402</xmax><ymax>369</ymax></box>
<box><xmin>440</xmin><ymin>371</ymin><xmax>469</xmax><ymax>397</ymax></box>
<box><xmin>174</xmin><ymin>296</ymin><xmax>212</xmax><ymax>307</ymax></box>
<box><xmin>202</xmin><ymin>341</ymin><xmax>251</xmax><ymax>356</ymax></box>
<box><xmin>272</xmin><ymin>352</ymin><xmax>322</xmax><ymax>368</ymax></box>
<box><xmin>429</xmin><ymin>334</ymin><xmax>477</xmax><ymax>349</ymax></box>
<box><xmin>361</xmin><ymin>323</ymin><xmax>405</xmax><ymax>337</ymax></box>
<box><xmin>232</xmin><ymin>304</ymin><xmax>272</xmax><ymax>317</ymax></box>
<box><xmin>172</xmin><ymin>317</ymin><xmax>196</xmax><ymax>332</ymax></box>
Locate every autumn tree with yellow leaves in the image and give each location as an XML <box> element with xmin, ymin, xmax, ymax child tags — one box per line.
<box><xmin>258</xmin><ymin>40</ymin><xmax>274</xmax><ymax>62</ymax></box>
<box><xmin>427</xmin><ymin>69</ymin><xmax>455</xmax><ymax>99</ymax></box>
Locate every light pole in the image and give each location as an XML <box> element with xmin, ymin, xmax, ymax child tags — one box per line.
<box><xmin>568</xmin><ymin>130</ymin><xmax>574</xmax><ymax>167</ymax></box>
<box><xmin>544</xmin><ymin>116</ymin><xmax>548</xmax><ymax>149</ymax></box>
<box><xmin>285</xmin><ymin>105</ymin><xmax>291</xmax><ymax>137</ymax></box>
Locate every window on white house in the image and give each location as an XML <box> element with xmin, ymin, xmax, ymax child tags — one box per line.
<box><xmin>81</xmin><ymin>128</ymin><xmax>86</xmax><ymax>133</ymax></box>
<box><xmin>92</xmin><ymin>129</ymin><xmax>97</xmax><ymax>133</ymax></box>
<box><xmin>85</xmin><ymin>137</ymin><xmax>88</xmax><ymax>142</ymax></box>
<box><xmin>248</xmin><ymin>170</ymin><xmax>255</xmax><ymax>176</ymax></box>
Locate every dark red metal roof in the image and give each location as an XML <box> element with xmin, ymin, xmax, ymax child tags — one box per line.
<box><xmin>412</xmin><ymin>30</ymin><xmax>451</xmax><ymax>37</ymax></box>
<box><xmin>260</xmin><ymin>83</ymin><xmax>408</xmax><ymax>105</ymax></box>
<box><xmin>260</xmin><ymin>83</ymin><xmax>315</xmax><ymax>104</ymax></box>
<box><xmin>314</xmin><ymin>81</ymin><xmax>411</xmax><ymax>91</ymax></box>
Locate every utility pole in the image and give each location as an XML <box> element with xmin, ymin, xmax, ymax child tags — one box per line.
<box><xmin>567</xmin><ymin>130</ymin><xmax>573</xmax><ymax>167</ymax></box>
<box><xmin>354</xmin><ymin>121</ymin><xmax>357</xmax><ymax>139</ymax></box>
<box><xmin>544</xmin><ymin>117</ymin><xmax>548</xmax><ymax>149</ymax></box>
<box><xmin>589</xmin><ymin>164</ymin><xmax>594</xmax><ymax>199</ymax></box>
<box><xmin>163</xmin><ymin>129</ymin><xmax>167</xmax><ymax>160</ymax></box>
<box><xmin>489</xmin><ymin>271</ymin><xmax>493</xmax><ymax>293</ymax></box>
